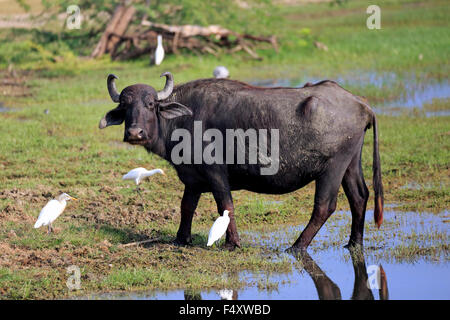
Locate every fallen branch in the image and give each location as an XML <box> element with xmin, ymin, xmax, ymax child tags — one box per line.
<box><xmin>119</xmin><ymin>237</ymin><xmax>161</xmax><ymax>248</ymax></box>
<box><xmin>141</xmin><ymin>20</ymin><xmax>232</xmax><ymax>38</ymax></box>
<box><xmin>241</xmin><ymin>43</ymin><xmax>262</xmax><ymax>60</ymax></box>
<box><xmin>91</xmin><ymin>5</ymin><xmax>136</xmax><ymax>58</ymax></box>
<box><xmin>92</xmin><ymin>14</ymin><xmax>278</xmax><ymax>61</ymax></box>
<box><xmin>142</xmin><ymin>20</ymin><xmax>278</xmax><ymax>50</ymax></box>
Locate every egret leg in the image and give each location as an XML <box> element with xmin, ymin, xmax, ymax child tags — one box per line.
<box><xmin>47</xmin><ymin>223</ymin><xmax>53</xmax><ymax>234</ymax></box>
<box><xmin>135</xmin><ymin>186</ymin><xmax>146</xmax><ymax>208</ymax></box>
<box><xmin>135</xmin><ymin>186</ymin><xmax>142</xmax><ymax>196</ymax></box>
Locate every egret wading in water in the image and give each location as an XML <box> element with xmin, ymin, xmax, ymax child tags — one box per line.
<box><xmin>122</xmin><ymin>168</ymin><xmax>165</xmax><ymax>195</ymax></box>
<box><xmin>207</xmin><ymin>210</ymin><xmax>230</xmax><ymax>247</ymax></box>
<box><xmin>34</xmin><ymin>193</ymin><xmax>77</xmax><ymax>234</ymax></box>
<box><xmin>154</xmin><ymin>34</ymin><xmax>165</xmax><ymax>66</ymax></box>
<box><xmin>213</xmin><ymin>66</ymin><xmax>229</xmax><ymax>79</ymax></box>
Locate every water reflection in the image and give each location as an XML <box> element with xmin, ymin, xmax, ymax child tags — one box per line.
<box><xmin>178</xmin><ymin>249</ymin><xmax>388</xmax><ymax>301</ymax></box>
<box><xmin>184</xmin><ymin>290</ymin><xmax>203</xmax><ymax>300</ymax></box>
<box><xmin>292</xmin><ymin>251</ymin><xmax>342</xmax><ymax>300</ymax></box>
<box><xmin>76</xmin><ymin>211</ymin><xmax>448</xmax><ymax>300</ymax></box>
<box><xmin>217</xmin><ymin>289</ymin><xmax>238</xmax><ymax>300</ymax></box>
<box><xmin>249</xmin><ymin>72</ymin><xmax>450</xmax><ymax>116</ymax></box>
<box><xmin>181</xmin><ymin>289</ymin><xmax>238</xmax><ymax>300</ymax></box>
<box><xmin>289</xmin><ymin>249</ymin><xmax>388</xmax><ymax>300</ymax></box>
<box><xmin>0</xmin><ymin>101</ymin><xmax>11</xmax><ymax>113</ymax></box>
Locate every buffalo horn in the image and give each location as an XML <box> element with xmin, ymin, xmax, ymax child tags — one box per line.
<box><xmin>107</xmin><ymin>74</ymin><xmax>120</xmax><ymax>103</ymax></box>
<box><xmin>157</xmin><ymin>72</ymin><xmax>174</xmax><ymax>100</ymax></box>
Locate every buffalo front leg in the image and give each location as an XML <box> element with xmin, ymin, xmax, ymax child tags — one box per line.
<box><xmin>175</xmin><ymin>188</ymin><xmax>201</xmax><ymax>245</ymax></box>
<box><xmin>291</xmin><ymin>198</ymin><xmax>337</xmax><ymax>251</ymax></box>
<box><xmin>211</xmin><ymin>188</ymin><xmax>240</xmax><ymax>250</ymax></box>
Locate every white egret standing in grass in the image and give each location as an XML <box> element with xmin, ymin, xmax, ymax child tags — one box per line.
<box><xmin>154</xmin><ymin>34</ymin><xmax>165</xmax><ymax>66</ymax></box>
<box><xmin>34</xmin><ymin>193</ymin><xmax>77</xmax><ymax>234</ymax></box>
<box><xmin>213</xmin><ymin>66</ymin><xmax>229</xmax><ymax>79</ymax></box>
<box><xmin>122</xmin><ymin>168</ymin><xmax>165</xmax><ymax>195</ymax></box>
<box><xmin>207</xmin><ymin>210</ymin><xmax>230</xmax><ymax>246</ymax></box>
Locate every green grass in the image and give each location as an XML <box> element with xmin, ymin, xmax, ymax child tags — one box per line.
<box><xmin>1</xmin><ymin>0</ymin><xmax>449</xmax><ymax>78</ymax></box>
<box><xmin>0</xmin><ymin>0</ymin><xmax>448</xmax><ymax>299</ymax></box>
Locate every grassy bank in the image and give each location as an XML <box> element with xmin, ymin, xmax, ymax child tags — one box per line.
<box><xmin>0</xmin><ymin>0</ymin><xmax>449</xmax><ymax>299</ymax></box>
<box><xmin>1</xmin><ymin>0</ymin><xmax>449</xmax><ymax>79</ymax></box>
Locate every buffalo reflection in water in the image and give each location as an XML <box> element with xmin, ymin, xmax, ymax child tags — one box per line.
<box><xmin>182</xmin><ymin>249</ymin><xmax>388</xmax><ymax>300</ymax></box>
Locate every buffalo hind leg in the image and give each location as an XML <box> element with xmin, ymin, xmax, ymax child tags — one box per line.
<box><xmin>290</xmin><ymin>168</ymin><xmax>345</xmax><ymax>251</ymax></box>
<box><xmin>175</xmin><ymin>188</ymin><xmax>201</xmax><ymax>245</ymax></box>
<box><xmin>342</xmin><ymin>150</ymin><xmax>369</xmax><ymax>248</ymax></box>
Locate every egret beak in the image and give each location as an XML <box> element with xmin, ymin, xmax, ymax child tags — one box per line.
<box><xmin>71</xmin><ymin>197</ymin><xmax>78</xmax><ymax>201</ymax></box>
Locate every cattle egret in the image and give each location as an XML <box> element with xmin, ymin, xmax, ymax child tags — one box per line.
<box><xmin>34</xmin><ymin>193</ymin><xmax>77</xmax><ymax>234</ymax></box>
<box><xmin>207</xmin><ymin>210</ymin><xmax>230</xmax><ymax>246</ymax></box>
<box><xmin>122</xmin><ymin>168</ymin><xmax>165</xmax><ymax>197</ymax></box>
<box><xmin>122</xmin><ymin>168</ymin><xmax>165</xmax><ymax>186</ymax></box>
<box><xmin>154</xmin><ymin>35</ymin><xmax>165</xmax><ymax>66</ymax></box>
<box><xmin>213</xmin><ymin>66</ymin><xmax>229</xmax><ymax>79</ymax></box>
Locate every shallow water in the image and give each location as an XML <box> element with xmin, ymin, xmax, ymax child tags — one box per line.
<box><xmin>0</xmin><ymin>101</ymin><xmax>13</xmax><ymax>113</ymax></box>
<box><xmin>400</xmin><ymin>181</ymin><xmax>447</xmax><ymax>190</ymax></box>
<box><xmin>250</xmin><ymin>71</ymin><xmax>450</xmax><ymax>116</ymax></box>
<box><xmin>79</xmin><ymin>210</ymin><xmax>449</xmax><ymax>300</ymax></box>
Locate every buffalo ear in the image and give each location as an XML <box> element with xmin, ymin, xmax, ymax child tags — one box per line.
<box><xmin>99</xmin><ymin>107</ymin><xmax>126</xmax><ymax>129</ymax></box>
<box><xmin>158</xmin><ymin>102</ymin><xmax>193</xmax><ymax>119</ymax></box>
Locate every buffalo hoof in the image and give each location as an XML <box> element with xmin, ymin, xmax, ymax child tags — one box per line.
<box><xmin>344</xmin><ymin>240</ymin><xmax>363</xmax><ymax>250</ymax></box>
<box><xmin>224</xmin><ymin>240</ymin><xmax>241</xmax><ymax>251</ymax></box>
<box><xmin>285</xmin><ymin>246</ymin><xmax>308</xmax><ymax>258</ymax></box>
<box><xmin>174</xmin><ymin>236</ymin><xmax>192</xmax><ymax>246</ymax></box>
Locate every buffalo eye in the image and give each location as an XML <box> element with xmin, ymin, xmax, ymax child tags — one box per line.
<box><xmin>144</xmin><ymin>95</ymin><xmax>155</xmax><ymax>110</ymax></box>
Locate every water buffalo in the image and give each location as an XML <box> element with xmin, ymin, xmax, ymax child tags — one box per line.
<box><xmin>99</xmin><ymin>72</ymin><xmax>383</xmax><ymax>251</ymax></box>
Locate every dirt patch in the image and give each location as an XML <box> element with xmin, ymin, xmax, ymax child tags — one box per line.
<box><xmin>0</xmin><ymin>185</ymin><xmax>179</xmax><ymax>230</ymax></box>
<box><xmin>76</xmin><ymin>186</ymin><xmax>178</xmax><ymax>229</ymax></box>
<box><xmin>0</xmin><ymin>242</ymin><xmax>70</xmax><ymax>269</ymax></box>
<box><xmin>0</xmin><ymin>188</ymin><xmax>52</xmax><ymax>223</ymax></box>
<box><xmin>0</xmin><ymin>0</ymin><xmax>44</xmax><ymax>15</ymax></box>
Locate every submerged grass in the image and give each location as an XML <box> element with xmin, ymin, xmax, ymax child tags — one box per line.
<box><xmin>0</xmin><ymin>0</ymin><xmax>448</xmax><ymax>299</ymax></box>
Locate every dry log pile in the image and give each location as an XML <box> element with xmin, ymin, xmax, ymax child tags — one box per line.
<box><xmin>91</xmin><ymin>5</ymin><xmax>278</xmax><ymax>61</ymax></box>
<box><xmin>91</xmin><ymin>5</ymin><xmax>136</xmax><ymax>58</ymax></box>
